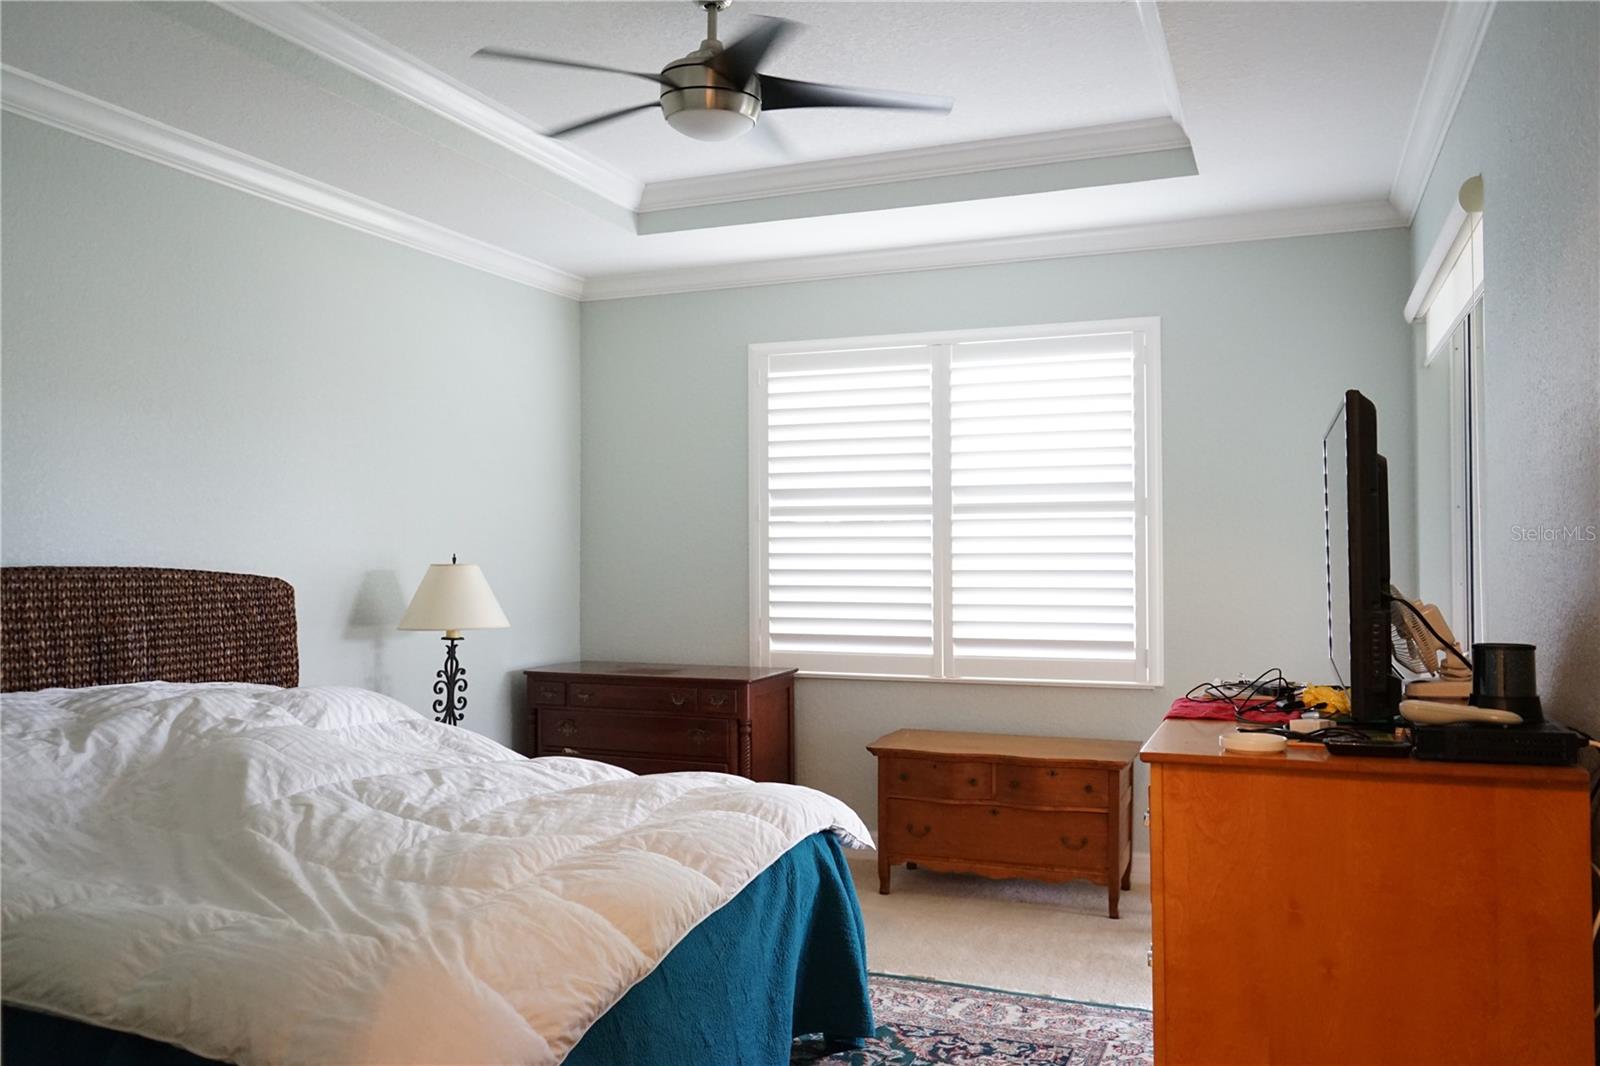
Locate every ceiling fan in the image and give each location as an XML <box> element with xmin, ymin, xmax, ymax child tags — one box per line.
<box><xmin>473</xmin><ymin>0</ymin><xmax>954</xmax><ymax>143</ymax></box>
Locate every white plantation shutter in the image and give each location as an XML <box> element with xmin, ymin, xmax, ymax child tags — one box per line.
<box><xmin>760</xmin><ymin>346</ymin><xmax>938</xmax><ymax>676</ymax></box>
<box><xmin>752</xmin><ymin>321</ymin><xmax>1160</xmax><ymax>685</ymax></box>
<box><xmin>947</xmin><ymin>333</ymin><xmax>1144</xmax><ymax>682</ymax></box>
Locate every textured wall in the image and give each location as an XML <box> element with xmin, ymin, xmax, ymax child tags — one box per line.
<box><xmin>580</xmin><ymin>229</ymin><xmax>1416</xmax><ymax>835</ymax></box>
<box><xmin>1410</xmin><ymin>2</ymin><xmax>1600</xmax><ymax>734</ymax></box>
<box><xmin>1</xmin><ymin>115</ymin><xmax>582</xmax><ymax>748</ymax></box>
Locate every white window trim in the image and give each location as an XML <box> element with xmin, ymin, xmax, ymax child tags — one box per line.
<box><xmin>1408</xmin><ymin>174</ymin><xmax>1485</xmax><ymax>645</ymax></box>
<box><xmin>748</xmin><ymin>318</ymin><xmax>1164</xmax><ymax>689</ymax></box>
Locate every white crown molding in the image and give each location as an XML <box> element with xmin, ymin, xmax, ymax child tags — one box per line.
<box><xmin>638</xmin><ymin>117</ymin><xmax>1189</xmax><ymax>212</ymax></box>
<box><xmin>216</xmin><ymin>0</ymin><xmax>642</xmax><ymax>211</ymax></box>
<box><xmin>1</xmin><ymin>66</ymin><xmax>584</xmax><ymax>299</ymax></box>
<box><xmin>581</xmin><ymin>200</ymin><xmax>1406</xmax><ymax>301</ymax></box>
<box><xmin>1389</xmin><ymin>1</ymin><xmax>1495</xmax><ymax>222</ymax></box>
<box><xmin>1133</xmin><ymin>0</ymin><xmax>1186</xmax><ymax>128</ymax></box>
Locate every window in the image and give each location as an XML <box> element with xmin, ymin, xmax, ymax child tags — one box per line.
<box><xmin>749</xmin><ymin>319</ymin><xmax>1162</xmax><ymax>686</ymax></box>
<box><xmin>1407</xmin><ymin>177</ymin><xmax>1484</xmax><ymax>645</ymax></box>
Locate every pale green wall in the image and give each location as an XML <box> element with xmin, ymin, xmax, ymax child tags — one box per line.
<box><xmin>0</xmin><ymin>115</ymin><xmax>582</xmax><ymax>748</ymax></box>
<box><xmin>580</xmin><ymin>230</ymin><xmax>1417</xmax><ymax>834</ymax></box>
<box><xmin>1409</xmin><ymin>2</ymin><xmax>1599</xmax><ymax>733</ymax></box>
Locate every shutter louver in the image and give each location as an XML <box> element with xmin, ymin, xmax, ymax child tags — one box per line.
<box><xmin>762</xmin><ymin>346</ymin><xmax>937</xmax><ymax>676</ymax></box>
<box><xmin>948</xmin><ymin>333</ymin><xmax>1141</xmax><ymax>679</ymax></box>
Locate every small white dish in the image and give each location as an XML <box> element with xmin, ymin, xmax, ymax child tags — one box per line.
<box><xmin>1220</xmin><ymin>730</ymin><xmax>1288</xmax><ymax>754</ymax></box>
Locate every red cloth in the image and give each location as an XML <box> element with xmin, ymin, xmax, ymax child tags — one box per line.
<box><xmin>1166</xmin><ymin>697</ymin><xmax>1303</xmax><ymax>723</ymax></box>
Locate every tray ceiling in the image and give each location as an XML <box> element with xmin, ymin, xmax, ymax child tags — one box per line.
<box><xmin>0</xmin><ymin>1</ymin><xmax>1469</xmax><ymax>298</ymax></box>
<box><xmin>325</xmin><ymin>1</ymin><xmax>1174</xmax><ymax>184</ymax></box>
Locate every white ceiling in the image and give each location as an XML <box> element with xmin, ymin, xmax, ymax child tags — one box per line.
<box><xmin>0</xmin><ymin>1</ymin><xmax>1463</xmax><ymax>297</ymax></box>
<box><xmin>326</xmin><ymin>1</ymin><xmax>1173</xmax><ymax>183</ymax></box>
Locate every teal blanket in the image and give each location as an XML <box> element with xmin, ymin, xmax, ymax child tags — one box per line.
<box><xmin>568</xmin><ymin>831</ymin><xmax>873</xmax><ymax>1064</ymax></box>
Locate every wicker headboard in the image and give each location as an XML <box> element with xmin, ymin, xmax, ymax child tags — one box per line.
<box><xmin>1</xmin><ymin>567</ymin><xmax>299</xmax><ymax>692</ymax></box>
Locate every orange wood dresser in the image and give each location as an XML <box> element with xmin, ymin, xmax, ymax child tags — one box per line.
<box><xmin>1141</xmin><ymin>718</ymin><xmax>1594</xmax><ymax>1065</ymax></box>
<box><xmin>868</xmin><ymin>729</ymin><xmax>1141</xmax><ymax>917</ymax></box>
<box><xmin>524</xmin><ymin>662</ymin><xmax>795</xmax><ymax>781</ymax></box>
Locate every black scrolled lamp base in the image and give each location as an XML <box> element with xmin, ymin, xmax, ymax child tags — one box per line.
<box><xmin>433</xmin><ymin>636</ymin><xmax>468</xmax><ymax>725</ymax></box>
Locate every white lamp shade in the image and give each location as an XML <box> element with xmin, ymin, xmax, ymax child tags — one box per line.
<box><xmin>398</xmin><ymin>562</ymin><xmax>510</xmax><ymax>634</ymax></box>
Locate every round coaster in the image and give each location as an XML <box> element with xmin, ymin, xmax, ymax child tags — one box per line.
<box><xmin>1219</xmin><ymin>730</ymin><xmax>1288</xmax><ymax>754</ymax></box>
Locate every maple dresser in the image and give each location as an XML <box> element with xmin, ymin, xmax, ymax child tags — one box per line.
<box><xmin>523</xmin><ymin>662</ymin><xmax>796</xmax><ymax>782</ymax></box>
<box><xmin>867</xmin><ymin>729</ymin><xmax>1141</xmax><ymax>918</ymax></box>
<box><xmin>1142</xmin><ymin>717</ymin><xmax>1593</xmax><ymax>1065</ymax></box>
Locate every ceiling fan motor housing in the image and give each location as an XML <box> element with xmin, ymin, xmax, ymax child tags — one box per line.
<box><xmin>660</xmin><ymin>47</ymin><xmax>761</xmax><ymax>140</ymax></box>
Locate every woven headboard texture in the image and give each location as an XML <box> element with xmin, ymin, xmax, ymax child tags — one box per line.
<box><xmin>1</xmin><ymin>567</ymin><xmax>299</xmax><ymax>692</ymax></box>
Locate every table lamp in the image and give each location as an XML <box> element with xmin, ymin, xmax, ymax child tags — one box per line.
<box><xmin>398</xmin><ymin>555</ymin><xmax>509</xmax><ymax>725</ymax></box>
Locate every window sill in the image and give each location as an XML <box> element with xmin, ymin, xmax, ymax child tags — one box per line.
<box><xmin>792</xmin><ymin>670</ymin><xmax>1165</xmax><ymax>690</ymax></box>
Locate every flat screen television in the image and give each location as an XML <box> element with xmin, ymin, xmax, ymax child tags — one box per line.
<box><xmin>1323</xmin><ymin>389</ymin><xmax>1402</xmax><ymax>726</ymax></box>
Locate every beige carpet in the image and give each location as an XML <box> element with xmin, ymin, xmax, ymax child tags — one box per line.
<box><xmin>847</xmin><ymin>851</ymin><xmax>1154</xmax><ymax>1010</ymax></box>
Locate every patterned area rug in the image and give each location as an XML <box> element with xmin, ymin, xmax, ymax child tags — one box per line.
<box><xmin>793</xmin><ymin>973</ymin><xmax>1153</xmax><ymax>1065</ymax></box>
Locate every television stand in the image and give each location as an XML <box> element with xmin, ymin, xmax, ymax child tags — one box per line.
<box><xmin>1141</xmin><ymin>718</ymin><xmax>1592</xmax><ymax>1064</ymax></box>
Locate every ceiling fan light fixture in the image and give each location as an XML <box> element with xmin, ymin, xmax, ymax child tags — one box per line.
<box><xmin>663</xmin><ymin>98</ymin><xmax>758</xmax><ymax>141</ymax></box>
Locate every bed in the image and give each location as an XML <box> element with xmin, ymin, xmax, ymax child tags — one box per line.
<box><xmin>0</xmin><ymin>566</ymin><xmax>874</xmax><ymax>1065</ymax></box>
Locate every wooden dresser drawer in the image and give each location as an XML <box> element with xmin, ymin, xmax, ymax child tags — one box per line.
<box><xmin>882</xmin><ymin>757</ymin><xmax>994</xmax><ymax>801</ymax></box>
<box><xmin>697</xmin><ymin>687</ymin><xmax>741</xmax><ymax>714</ymax></box>
<box><xmin>996</xmin><ymin>764</ymin><xmax>1109</xmax><ymax>808</ymax></box>
<box><xmin>529</xmin><ymin>681</ymin><xmax>566</xmax><ymax>706</ymax></box>
<box><xmin>882</xmin><ymin>798</ymin><xmax>1107</xmax><ymax>870</ymax></box>
<box><xmin>540</xmin><ymin>749</ymin><xmax>729</xmax><ymax>776</ymax></box>
<box><xmin>569</xmin><ymin>682</ymin><xmax>697</xmax><ymax>712</ymax></box>
<box><xmin>544</xmin><ymin>708</ymin><xmax>731</xmax><ymax>761</ymax></box>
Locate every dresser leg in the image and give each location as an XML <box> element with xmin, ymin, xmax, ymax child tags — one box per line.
<box><xmin>1108</xmin><ymin>877</ymin><xmax>1120</xmax><ymax>919</ymax></box>
<box><xmin>1122</xmin><ymin>864</ymin><xmax>1132</xmax><ymax>891</ymax></box>
<box><xmin>878</xmin><ymin>852</ymin><xmax>891</xmax><ymax>895</ymax></box>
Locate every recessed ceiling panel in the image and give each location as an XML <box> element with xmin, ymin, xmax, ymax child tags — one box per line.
<box><xmin>326</xmin><ymin>1</ymin><xmax>1174</xmax><ymax>183</ymax></box>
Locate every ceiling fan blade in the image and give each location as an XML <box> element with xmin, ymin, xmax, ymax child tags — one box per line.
<box><xmin>712</xmin><ymin>16</ymin><xmax>798</xmax><ymax>85</ymax></box>
<box><xmin>547</xmin><ymin>102</ymin><xmax>660</xmax><ymax>138</ymax></box>
<box><xmin>473</xmin><ymin>47</ymin><xmax>671</xmax><ymax>87</ymax></box>
<box><xmin>759</xmin><ymin>75</ymin><xmax>953</xmax><ymax>114</ymax></box>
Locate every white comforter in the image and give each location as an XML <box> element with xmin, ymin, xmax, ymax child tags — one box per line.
<box><xmin>1</xmin><ymin>682</ymin><xmax>871</xmax><ymax>1065</ymax></box>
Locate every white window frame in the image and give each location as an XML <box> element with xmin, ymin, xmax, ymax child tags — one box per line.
<box><xmin>748</xmin><ymin>318</ymin><xmax>1163</xmax><ymax>688</ymax></box>
<box><xmin>1407</xmin><ymin>177</ymin><xmax>1485</xmax><ymax>645</ymax></box>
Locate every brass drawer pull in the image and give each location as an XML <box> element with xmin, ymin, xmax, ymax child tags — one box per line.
<box><xmin>706</xmin><ymin>692</ymin><xmax>729</xmax><ymax>708</ymax></box>
<box><xmin>967</xmin><ymin>777</ymin><xmax>978</xmax><ymax>787</ymax></box>
<box><xmin>575</xmin><ymin>690</ymin><xmax>592</xmax><ymax>703</ymax></box>
<box><xmin>1083</xmin><ymin>782</ymin><xmax>1096</xmax><ymax>794</ymax></box>
<box><xmin>898</xmin><ymin>772</ymin><xmax>909</xmax><ymax>782</ymax></box>
<box><xmin>561</xmin><ymin>747</ymin><xmax>581</xmax><ymax>756</ymax></box>
<box><xmin>1060</xmin><ymin>835</ymin><xmax>1089</xmax><ymax>851</ymax></box>
<box><xmin>538</xmin><ymin>686</ymin><xmax>561</xmax><ymax>702</ymax></box>
<box><xmin>688</xmin><ymin>727</ymin><xmax>710</xmax><ymax>747</ymax></box>
<box><xmin>557</xmin><ymin>719</ymin><xmax>578</xmax><ymax>738</ymax></box>
<box><xmin>905</xmin><ymin>823</ymin><xmax>932</xmax><ymax>838</ymax></box>
<box><xmin>670</xmin><ymin>691</ymin><xmax>688</xmax><ymax>706</ymax></box>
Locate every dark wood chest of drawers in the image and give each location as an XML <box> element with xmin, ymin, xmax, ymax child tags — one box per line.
<box><xmin>523</xmin><ymin>662</ymin><xmax>797</xmax><ymax>782</ymax></box>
